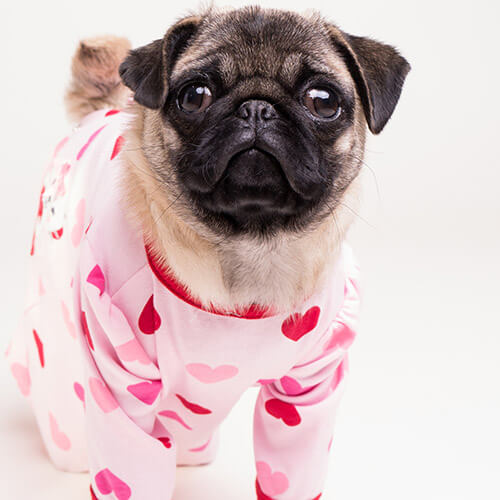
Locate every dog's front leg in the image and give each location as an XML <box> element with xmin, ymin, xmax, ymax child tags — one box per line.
<box><xmin>253</xmin><ymin>272</ymin><xmax>360</xmax><ymax>500</ymax></box>
<box><xmin>79</xmin><ymin>250</ymin><xmax>176</xmax><ymax>500</ymax></box>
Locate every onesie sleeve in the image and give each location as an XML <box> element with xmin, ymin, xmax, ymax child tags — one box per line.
<box><xmin>78</xmin><ymin>243</ymin><xmax>177</xmax><ymax>500</ymax></box>
<box><xmin>253</xmin><ymin>269</ymin><xmax>361</xmax><ymax>500</ymax></box>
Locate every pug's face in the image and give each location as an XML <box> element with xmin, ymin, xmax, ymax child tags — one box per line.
<box><xmin>120</xmin><ymin>7</ymin><xmax>410</xmax><ymax>236</ymax></box>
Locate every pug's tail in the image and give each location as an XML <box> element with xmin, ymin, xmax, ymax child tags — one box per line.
<box><xmin>65</xmin><ymin>35</ymin><xmax>132</xmax><ymax>122</ymax></box>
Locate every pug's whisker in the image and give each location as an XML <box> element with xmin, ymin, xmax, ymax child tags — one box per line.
<box><xmin>152</xmin><ymin>192</ymin><xmax>183</xmax><ymax>227</ymax></box>
<box><xmin>345</xmin><ymin>152</ymin><xmax>381</xmax><ymax>203</ymax></box>
<box><xmin>338</xmin><ymin>201</ymin><xmax>375</xmax><ymax>228</ymax></box>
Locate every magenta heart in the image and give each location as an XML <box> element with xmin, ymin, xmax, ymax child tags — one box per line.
<box><xmin>138</xmin><ymin>295</ymin><xmax>161</xmax><ymax>334</ymax></box>
<box><xmin>87</xmin><ymin>265</ymin><xmax>105</xmax><ymax>296</ymax></box>
<box><xmin>73</xmin><ymin>382</ymin><xmax>85</xmax><ymax>406</ymax></box>
<box><xmin>95</xmin><ymin>468</ymin><xmax>131</xmax><ymax>500</ymax></box>
<box><xmin>127</xmin><ymin>380</ymin><xmax>162</xmax><ymax>405</ymax></box>
<box><xmin>186</xmin><ymin>363</ymin><xmax>238</xmax><ymax>383</ymax></box>
<box><xmin>280</xmin><ymin>376</ymin><xmax>303</xmax><ymax>395</ymax></box>
<box><xmin>281</xmin><ymin>306</ymin><xmax>320</xmax><ymax>341</ymax></box>
<box><xmin>265</xmin><ymin>398</ymin><xmax>301</xmax><ymax>426</ymax></box>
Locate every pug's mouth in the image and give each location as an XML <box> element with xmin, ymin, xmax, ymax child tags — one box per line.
<box><xmin>197</xmin><ymin>147</ymin><xmax>302</xmax><ymax>219</ymax></box>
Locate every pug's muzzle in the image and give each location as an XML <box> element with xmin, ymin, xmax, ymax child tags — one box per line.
<box><xmin>178</xmin><ymin>99</ymin><xmax>326</xmax><ymax>224</ymax></box>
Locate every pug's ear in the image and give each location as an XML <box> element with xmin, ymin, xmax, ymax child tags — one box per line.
<box><xmin>119</xmin><ymin>16</ymin><xmax>201</xmax><ymax>109</ymax></box>
<box><xmin>328</xmin><ymin>26</ymin><xmax>411</xmax><ymax>134</ymax></box>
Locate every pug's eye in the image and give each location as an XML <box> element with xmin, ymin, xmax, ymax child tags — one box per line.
<box><xmin>178</xmin><ymin>84</ymin><xmax>213</xmax><ymax>113</ymax></box>
<box><xmin>303</xmin><ymin>87</ymin><xmax>341</xmax><ymax>119</ymax></box>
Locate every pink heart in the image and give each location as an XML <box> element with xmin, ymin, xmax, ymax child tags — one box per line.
<box><xmin>116</xmin><ymin>339</ymin><xmax>151</xmax><ymax>365</ymax></box>
<box><xmin>325</xmin><ymin>323</ymin><xmax>355</xmax><ymax>351</ymax></box>
<box><xmin>330</xmin><ymin>359</ymin><xmax>347</xmax><ymax>392</ymax></box>
<box><xmin>87</xmin><ymin>265</ymin><xmax>105</xmax><ymax>296</ymax></box>
<box><xmin>186</xmin><ymin>363</ymin><xmax>238</xmax><ymax>383</ymax></box>
<box><xmin>49</xmin><ymin>413</ymin><xmax>71</xmax><ymax>450</ymax></box>
<box><xmin>74</xmin><ymin>382</ymin><xmax>85</xmax><ymax>406</ymax></box>
<box><xmin>53</xmin><ymin>136</ymin><xmax>69</xmax><ymax>157</ymax></box>
<box><xmin>280</xmin><ymin>376</ymin><xmax>303</xmax><ymax>396</ymax></box>
<box><xmin>158</xmin><ymin>410</ymin><xmax>192</xmax><ymax>430</ymax></box>
<box><xmin>189</xmin><ymin>438</ymin><xmax>211</xmax><ymax>452</ymax></box>
<box><xmin>95</xmin><ymin>468</ymin><xmax>131</xmax><ymax>500</ymax></box>
<box><xmin>257</xmin><ymin>379</ymin><xmax>276</xmax><ymax>386</ymax></box>
<box><xmin>71</xmin><ymin>199</ymin><xmax>86</xmax><ymax>247</ymax></box>
<box><xmin>10</xmin><ymin>363</ymin><xmax>31</xmax><ymax>396</ymax></box>
<box><xmin>256</xmin><ymin>461</ymin><xmax>289</xmax><ymax>496</ymax></box>
<box><xmin>77</xmin><ymin>125</ymin><xmax>107</xmax><ymax>161</ymax></box>
<box><xmin>127</xmin><ymin>380</ymin><xmax>162</xmax><ymax>405</ymax></box>
<box><xmin>89</xmin><ymin>377</ymin><xmax>118</xmax><ymax>413</ymax></box>
<box><xmin>38</xmin><ymin>277</ymin><xmax>45</xmax><ymax>296</ymax></box>
<box><xmin>61</xmin><ymin>301</ymin><xmax>77</xmax><ymax>339</ymax></box>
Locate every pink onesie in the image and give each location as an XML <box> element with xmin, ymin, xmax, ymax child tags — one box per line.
<box><xmin>6</xmin><ymin>108</ymin><xmax>361</xmax><ymax>500</ymax></box>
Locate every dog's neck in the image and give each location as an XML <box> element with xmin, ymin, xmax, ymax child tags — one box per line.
<box><xmin>121</xmin><ymin>109</ymin><xmax>358</xmax><ymax>313</ymax></box>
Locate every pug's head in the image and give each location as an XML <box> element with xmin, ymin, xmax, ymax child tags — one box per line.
<box><xmin>119</xmin><ymin>7</ymin><xmax>410</xmax><ymax>237</ymax></box>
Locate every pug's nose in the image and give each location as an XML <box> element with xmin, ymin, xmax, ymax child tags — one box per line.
<box><xmin>237</xmin><ymin>100</ymin><xmax>278</xmax><ymax>124</ymax></box>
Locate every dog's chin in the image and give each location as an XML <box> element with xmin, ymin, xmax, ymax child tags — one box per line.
<box><xmin>188</xmin><ymin>148</ymin><xmax>318</xmax><ymax>235</ymax></box>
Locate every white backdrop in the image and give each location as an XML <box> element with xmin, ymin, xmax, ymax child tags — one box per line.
<box><xmin>1</xmin><ymin>1</ymin><xmax>499</xmax><ymax>499</ymax></box>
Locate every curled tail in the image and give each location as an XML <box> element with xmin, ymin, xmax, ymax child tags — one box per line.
<box><xmin>65</xmin><ymin>35</ymin><xmax>132</xmax><ymax>122</ymax></box>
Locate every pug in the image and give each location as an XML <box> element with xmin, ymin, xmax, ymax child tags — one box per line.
<box><xmin>6</xmin><ymin>6</ymin><xmax>409</xmax><ymax>500</ymax></box>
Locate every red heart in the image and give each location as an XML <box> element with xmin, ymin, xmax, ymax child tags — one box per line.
<box><xmin>33</xmin><ymin>329</ymin><xmax>44</xmax><ymax>367</ymax></box>
<box><xmin>138</xmin><ymin>295</ymin><xmax>161</xmax><ymax>334</ymax></box>
<box><xmin>37</xmin><ymin>186</ymin><xmax>45</xmax><ymax>218</ymax></box>
<box><xmin>51</xmin><ymin>228</ymin><xmax>64</xmax><ymax>240</ymax></box>
<box><xmin>281</xmin><ymin>306</ymin><xmax>320</xmax><ymax>341</ymax></box>
<box><xmin>110</xmin><ymin>136</ymin><xmax>124</xmax><ymax>160</ymax></box>
<box><xmin>90</xmin><ymin>485</ymin><xmax>98</xmax><ymax>500</ymax></box>
<box><xmin>176</xmin><ymin>394</ymin><xmax>212</xmax><ymax>415</ymax></box>
<box><xmin>158</xmin><ymin>436</ymin><xmax>172</xmax><ymax>449</ymax></box>
<box><xmin>105</xmin><ymin>109</ymin><xmax>121</xmax><ymax>117</ymax></box>
<box><xmin>265</xmin><ymin>399</ymin><xmax>301</xmax><ymax>426</ymax></box>
<box><xmin>81</xmin><ymin>311</ymin><xmax>94</xmax><ymax>351</ymax></box>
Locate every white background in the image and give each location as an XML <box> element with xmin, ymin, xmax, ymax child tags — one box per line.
<box><xmin>1</xmin><ymin>0</ymin><xmax>499</xmax><ymax>499</ymax></box>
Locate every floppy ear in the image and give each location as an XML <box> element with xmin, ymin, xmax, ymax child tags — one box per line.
<box><xmin>119</xmin><ymin>16</ymin><xmax>201</xmax><ymax>109</ymax></box>
<box><xmin>329</xmin><ymin>27</ymin><xmax>411</xmax><ymax>134</ymax></box>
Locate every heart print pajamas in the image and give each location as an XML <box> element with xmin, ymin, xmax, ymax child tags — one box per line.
<box><xmin>6</xmin><ymin>109</ymin><xmax>361</xmax><ymax>500</ymax></box>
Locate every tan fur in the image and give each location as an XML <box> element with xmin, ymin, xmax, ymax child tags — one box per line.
<box><xmin>120</xmin><ymin>102</ymin><xmax>361</xmax><ymax>313</ymax></box>
<box><xmin>65</xmin><ymin>36</ymin><xmax>132</xmax><ymax>122</ymax></box>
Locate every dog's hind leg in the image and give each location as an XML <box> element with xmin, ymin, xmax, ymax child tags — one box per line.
<box><xmin>64</xmin><ymin>35</ymin><xmax>131</xmax><ymax>123</ymax></box>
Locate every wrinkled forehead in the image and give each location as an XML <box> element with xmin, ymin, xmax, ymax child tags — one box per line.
<box><xmin>171</xmin><ymin>10</ymin><xmax>353</xmax><ymax>91</ymax></box>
